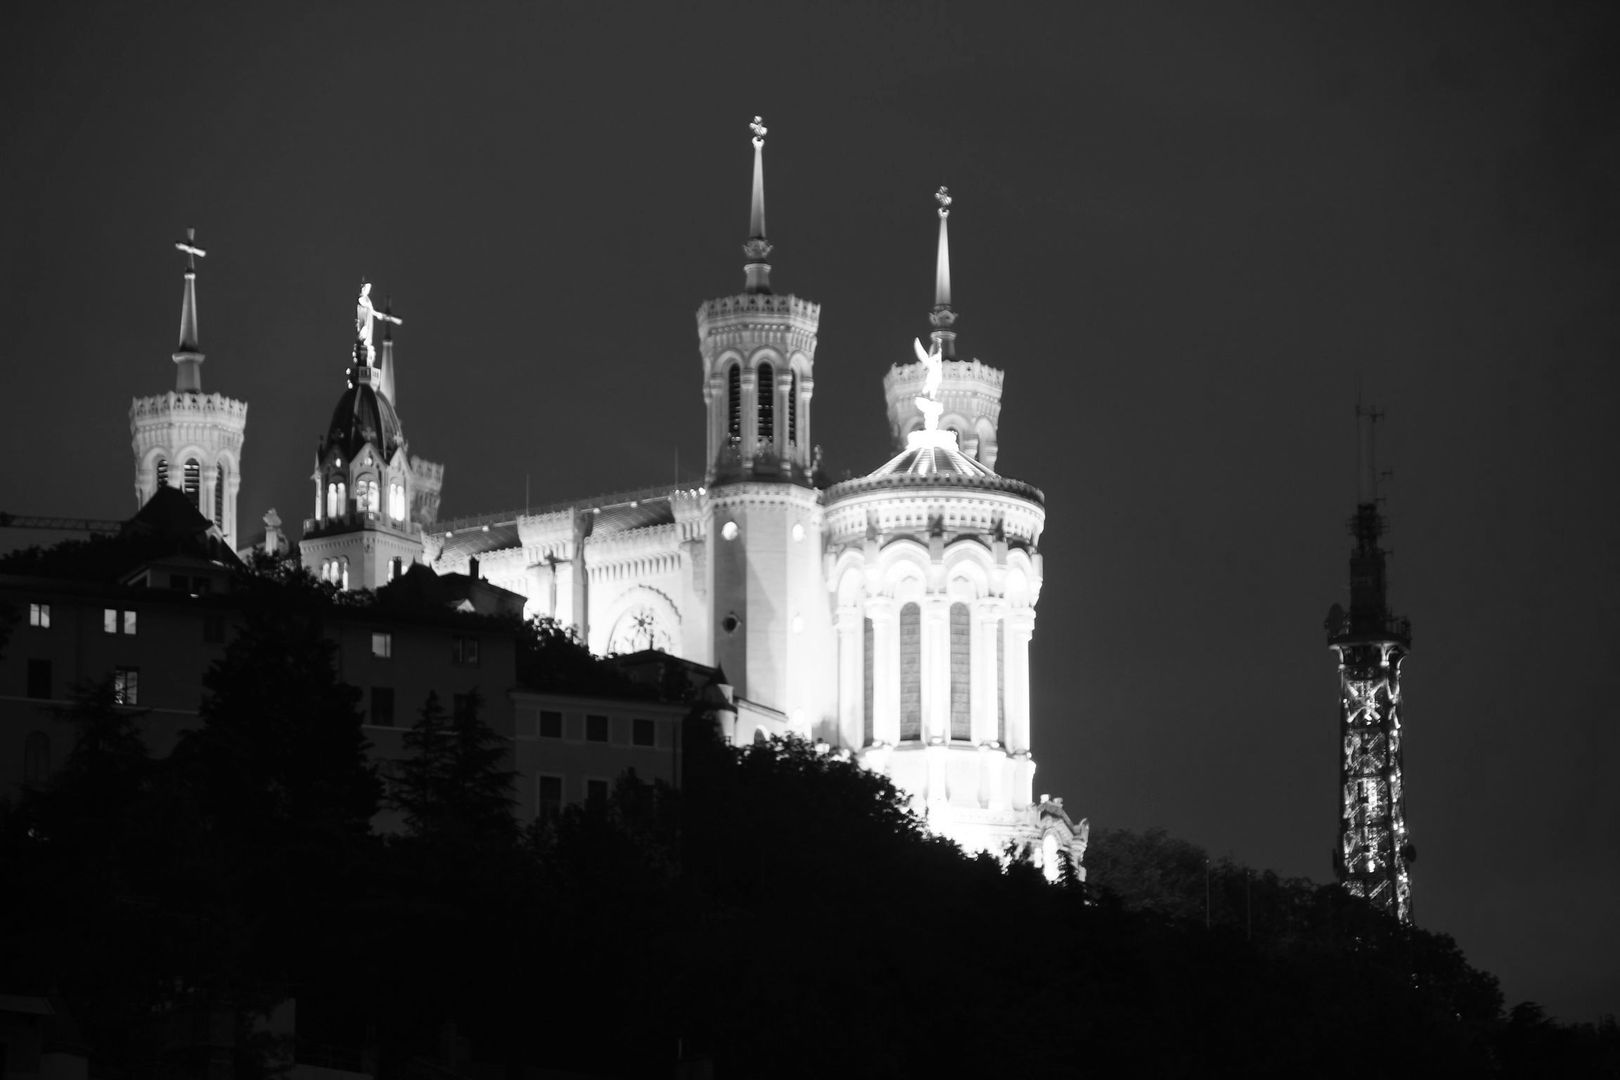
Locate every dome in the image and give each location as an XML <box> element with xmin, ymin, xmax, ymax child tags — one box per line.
<box><xmin>866</xmin><ymin>428</ymin><xmax>996</xmax><ymax>480</ymax></box>
<box><xmin>323</xmin><ymin>381</ymin><xmax>405</xmax><ymax>461</ymax></box>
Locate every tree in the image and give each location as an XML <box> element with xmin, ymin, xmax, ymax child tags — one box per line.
<box><xmin>390</xmin><ymin>689</ymin><xmax>516</xmax><ymax>848</ymax></box>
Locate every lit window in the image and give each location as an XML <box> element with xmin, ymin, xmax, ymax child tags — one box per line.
<box><xmin>356</xmin><ymin>478</ymin><xmax>379</xmax><ymax>514</ymax></box>
<box><xmin>183</xmin><ymin>459</ymin><xmax>201</xmax><ymax>508</ymax></box>
<box><xmin>389</xmin><ymin>481</ymin><xmax>406</xmax><ymax>522</ymax></box>
<box><xmin>585</xmin><ymin>714</ymin><xmax>608</xmax><ymax>743</ymax></box>
<box><xmin>452</xmin><ymin>636</ymin><xmax>480</xmax><ymax>666</ymax></box>
<box><xmin>103</xmin><ymin>609</ymin><xmax>136</xmax><ymax>635</ymax></box>
<box><xmin>113</xmin><ymin>667</ymin><xmax>140</xmax><ymax>706</ymax></box>
<box><xmin>632</xmin><ymin>718</ymin><xmax>655</xmax><ymax>747</ymax></box>
<box><xmin>372</xmin><ymin>631</ymin><xmax>392</xmax><ymax>659</ymax></box>
<box><xmin>123</xmin><ymin>610</ymin><xmax>136</xmax><ymax>635</ymax></box>
<box><xmin>155</xmin><ymin>458</ymin><xmax>169</xmax><ymax>489</ymax></box>
<box><xmin>326</xmin><ymin>483</ymin><xmax>340</xmax><ymax>519</ymax></box>
<box><xmin>539</xmin><ymin>710</ymin><xmax>562</xmax><ymax>738</ymax></box>
<box><xmin>339</xmin><ymin>559</ymin><xmax>349</xmax><ymax>591</ymax></box>
<box><xmin>721</xmin><ymin>520</ymin><xmax>739</xmax><ymax>541</ymax></box>
<box><xmin>28</xmin><ymin>603</ymin><xmax>49</xmax><ymax>628</ymax></box>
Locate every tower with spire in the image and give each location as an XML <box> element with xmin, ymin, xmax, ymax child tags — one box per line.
<box><xmin>1325</xmin><ymin>403</ymin><xmax>1415</xmax><ymax>922</ymax></box>
<box><xmin>130</xmin><ymin>228</ymin><xmax>248</xmax><ymax>548</ymax></box>
<box><xmin>299</xmin><ymin>283</ymin><xmax>443</xmax><ymax>591</ymax></box>
<box><xmin>881</xmin><ymin>187</ymin><xmax>1005</xmax><ymax>468</ymax></box>
<box><xmin>822</xmin><ymin>188</ymin><xmax>1085</xmax><ymax>877</ymax></box>
<box><xmin>695</xmin><ymin>118</ymin><xmax>831</xmax><ymax>731</ymax></box>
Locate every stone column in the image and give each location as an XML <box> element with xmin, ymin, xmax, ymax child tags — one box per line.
<box><xmin>1006</xmin><ymin>609</ymin><xmax>1035</xmax><ymax>754</ymax></box>
<box><xmin>740</xmin><ymin>369</ymin><xmax>758</xmax><ymax>472</ymax></box>
<box><xmin>867</xmin><ymin>596</ymin><xmax>899</xmax><ymax>746</ymax></box>
<box><xmin>836</xmin><ymin>604</ymin><xmax>864</xmax><ymax>751</ymax></box>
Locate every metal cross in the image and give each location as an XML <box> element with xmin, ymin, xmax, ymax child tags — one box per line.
<box><xmin>174</xmin><ymin>227</ymin><xmax>206</xmax><ymax>270</ymax></box>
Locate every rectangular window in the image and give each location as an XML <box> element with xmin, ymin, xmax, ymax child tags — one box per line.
<box><xmin>113</xmin><ymin>667</ymin><xmax>139</xmax><ymax>706</ymax></box>
<box><xmin>29</xmin><ymin>603</ymin><xmax>50</xmax><ymax>628</ymax></box>
<box><xmin>123</xmin><ymin>610</ymin><xmax>136</xmax><ymax>635</ymax></box>
<box><xmin>370</xmin><ymin>686</ymin><xmax>395</xmax><ymax>727</ymax></box>
<box><xmin>203</xmin><ymin>615</ymin><xmax>226</xmax><ymax>644</ymax></box>
<box><xmin>632</xmin><ymin>718</ymin><xmax>655</xmax><ymax>747</ymax></box>
<box><xmin>371</xmin><ymin>631</ymin><xmax>392</xmax><ymax>659</ymax></box>
<box><xmin>26</xmin><ymin>659</ymin><xmax>51</xmax><ymax>700</ymax></box>
<box><xmin>585</xmin><ymin>714</ymin><xmax>608</xmax><ymax>743</ymax></box>
<box><xmin>104</xmin><ymin>608</ymin><xmax>118</xmax><ymax>634</ymax></box>
<box><xmin>538</xmin><ymin>775</ymin><xmax>562</xmax><ymax>821</ymax></box>
<box><xmin>539</xmin><ymin>710</ymin><xmax>563</xmax><ymax>738</ymax></box>
<box><xmin>452</xmin><ymin>635</ymin><xmax>480</xmax><ymax>666</ymax></box>
<box><xmin>586</xmin><ymin>778</ymin><xmax>608</xmax><ymax>804</ymax></box>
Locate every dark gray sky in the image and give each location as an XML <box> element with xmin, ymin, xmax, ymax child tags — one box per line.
<box><xmin>3</xmin><ymin>0</ymin><xmax>1616</xmax><ymax>1021</ymax></box>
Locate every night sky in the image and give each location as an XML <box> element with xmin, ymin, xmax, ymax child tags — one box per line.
<box><xmin>3</xmin><ymin>1</ymin><xmax>1616</xmax><ymax>1021</ymax></box>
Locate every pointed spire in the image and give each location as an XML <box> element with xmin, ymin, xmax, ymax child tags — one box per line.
<box><xmin>928</xmin><ymin>187</ymin><xmax>957</xmax><ymax>358</ymax></box>
<box><xmin>742</xmin><ymin>116</ymin><xmax>773</xmax><ymax>294</ymax></box>
<box><xmin>172</xmin><ymin>227</ymin><xmax>207</xmax><ymax>392</ymax></box>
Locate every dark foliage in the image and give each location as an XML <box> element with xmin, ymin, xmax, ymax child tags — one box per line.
<box><xmin>5</xmin><ymin>646</ymin><xmax>1616</xmax><ymax>1076</ymax></box>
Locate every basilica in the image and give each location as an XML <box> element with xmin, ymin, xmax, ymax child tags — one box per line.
<box><xmin>132</xmin><ymin>121</ymin><xmax>1087</xmax><ymax>873</ymax></box>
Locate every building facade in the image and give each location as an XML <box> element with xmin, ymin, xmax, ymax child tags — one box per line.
<box><xmin>307</xmin><ymin>123</ymin><xmax>1086</xmax><ymax>873</ymax></box>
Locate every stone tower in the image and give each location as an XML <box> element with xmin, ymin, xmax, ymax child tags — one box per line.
<box><xmin>1326</xmin><ymin>403</ymin><xmax>1415</xmax><ymax>922</ymax></box>
<box><xmin>129</xmin><ymin>228</ymin><xmax>248</xmax><ymax>548</ymax></box>
<box><xmin>823</xmin><ymin>189</ymin><xmax>1084</xmax><ymax>875</ymax></box>
<box><xmin>696</xmin><ymin>118</ymin><xmax>832</xmax><ymax>733</ymax></box>
<box><xmin>300</xmin><ymin>284</ymin><xmax>443</xmax><ymax>591</ymax></box>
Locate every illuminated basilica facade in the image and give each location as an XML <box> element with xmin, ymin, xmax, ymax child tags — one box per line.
<box><xmin>279</xmin><ymin>122</ymin><xmax>1086</xmax><ymax>873</ymax></box>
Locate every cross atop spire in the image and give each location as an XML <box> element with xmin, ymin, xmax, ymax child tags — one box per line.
<box><xmin>743</xmin><ymin>115</ymin><xmax>773</xmax><ymax>294</ymax></box>
<box><xmin>929</xmin><ymin>186</ymin><xmax>957</xmax><ymax>358</ymax></box>
<box><xmin>172</xmin><ymin>227</ymin><xmax>207</xmax><ymax>391</ymax></box>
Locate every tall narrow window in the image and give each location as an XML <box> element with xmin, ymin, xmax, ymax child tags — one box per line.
<box><xmin>356</xmin><ymin>478</ymin><xmax>378</xmax><ymax>514</ymax></box>
<box><xmin>727</xmin><ymin>364</ymin><xmax>742</xmax><ymax>445</ymax></box>
<box><xmin>389</xmin><ymin>480</ymin><xmax>406</xmax><ymax>522</ymax></box>
<box><xmin>183</xmin><ymin>459</ymin><xmax>201</xmax><ymax>508</ymax></box>
<box><xmin>997</xmin><ymin>622</ymin><xmax>1006</xmax><ymax>745</ymax></box>
<box><xmin>862</xmin><ymin>616</ymin><xmax>874</xmax><ymax>746</ymax></box>
<box><xmin>950</xmin><ymin>602</ymin><xmax>971</xmax><ymax>740</ymax></box>
<box><xmin>789</xmin><ymin>370</ymin><xmax>799</xmax><ymax>447</ymax></box>
<box><xmin>326</xmin><ymin>483</ymin><xmax>339</xmax><ymax>519</ymax></box>
<box><xmin>899</xmin><ymin>602</ymin><xmax>921</xmax><ymax>741</ymax></box>
<box><xmin>155</xmin><ymin>458</ymin><xmax>169</xmax><ymax>489</ymax></box>
<box><xmin>113</xmin><ymin>667</ymin><xmax>140</xmax><ymax>706</ymax></box>
<box><xmin>757</xmin><ymin>362</ymin><xmax>774</xmax><ymax>445</ymax></box>
<box><xmin>214</xmin><ymin>464</ymin><xmax>225</xmax><ymax>527</ymax></box>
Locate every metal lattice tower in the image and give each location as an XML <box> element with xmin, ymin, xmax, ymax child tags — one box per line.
<box><xmin>1324</xmin><ymin>404</ymin><xmax>1414</xmax><ymax>922</ymax></box>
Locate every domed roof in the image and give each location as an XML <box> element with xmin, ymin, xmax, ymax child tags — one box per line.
<box><xmin>324</xmin><ymin>380</ymin><xmax>405</xmax><ymax>461</ymax></box>
<box><xmin>866</xmin><ymin>429</ymin><xmax>996</xmax><ymax>480</ymax></box>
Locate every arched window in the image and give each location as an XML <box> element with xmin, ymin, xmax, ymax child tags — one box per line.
<box><xmin>326</xmin><ymin>483</ymin><xmax>339</xmax><ymax>519</ymax></box>
<box><xmin>757</xmin><ymin>362</ymin><xmax>774</xmax><ymax>445</ymax></box>
<box><xmin>862</xmin><ymin>615</ymin><xmax>874</xmax><ymax>746</ymax></box>
<box><xmin>788</xmin><ymin>370</ymin><xmax>799</xmax><ymax>447</ymax></box>
<box><xmin>950</xmin><ymin>602</ymin><xmax>971</xmax><ymax>740</ymax></box>
<box><xmin>340</xmin><ymin>558</ymin><xmax>350</xmax><ymax>591</ymax></box>
<box><xmin>727</xmin><ymin>364</ymin><xmax>742</xmax><ymax>445</ymax></box>
<box><xmin>183</xmin><ymin>459</ymin><xmax>201</xmax><ymax>508</ymax></box>
<box><xmin>214</xmin><ymin>463</ymin><xmax>225</xmax><ymax>527</ymax></box>
<box><xmin>899</xmin><ymin>601</ymin><xmax>921</xmax><ymax>740</ymax></box>
<box><xmin>155</xmin><ymin>458</ymin><xmax>169</xmax><ymax>489</ymax></box>
<box><xmin>23</xmin><ymin>731</ymin><xmax>50</xmax><ymax>785</ymax></box>
<box><xmin>389</xmin><ymin>480</ymin><xmax>406</xmax><ymax>522</ymax></box>
<box><xmin>356</xmin><ymin>477</ymin><xmax>378</xmax><ymax>514</ymax></box>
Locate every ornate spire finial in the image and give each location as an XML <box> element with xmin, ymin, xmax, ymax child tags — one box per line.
<box><xmin>172</xmin><ymin>227</ymin><xmax>207</xmax><ymax>391</ymax></box>
<box><xmin>743</xmin><ymin>115</ymin><xmax>773</xmax><ymax>293</ymax></box>
<box><xmin>929</xmin><ymin>187</ymin><xmax>957</xmax><ymax>356</ymax></box>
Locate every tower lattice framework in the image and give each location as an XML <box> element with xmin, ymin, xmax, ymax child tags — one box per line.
<box><xmin>1326</xmin><ymin>406</ymin><xmax>1414</xmax><ymax>922</ymax></box>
